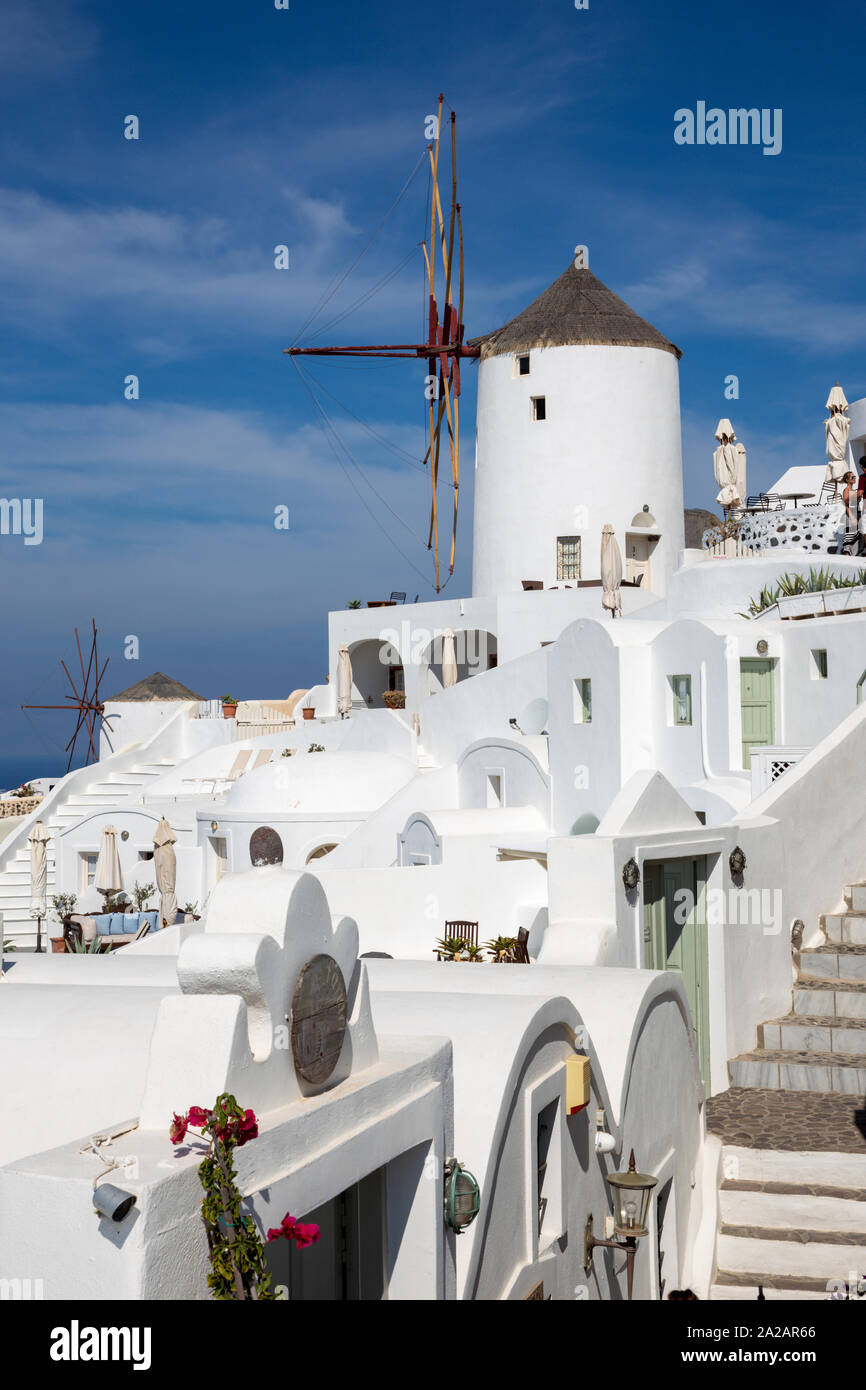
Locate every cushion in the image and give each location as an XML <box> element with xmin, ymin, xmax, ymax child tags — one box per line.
<box><xmin>109</xmin><ymin>912</ymin><xmax>130</xmax><ymax>936</ymax></box>
<box><xmin>93</xmin><ymin>914</ymin><xmax>114</xmax><ymax>937</ymax></box>
<box><xmin>143</xmin><ymin>910</ymin><xmax>159</xmax><ymax>930</ymax></box>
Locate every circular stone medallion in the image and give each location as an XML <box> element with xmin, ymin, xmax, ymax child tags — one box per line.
<box><xmin>290</xmin><ymin>954</ymin><xmax>347</xmax><ymax>1085</ymax></box>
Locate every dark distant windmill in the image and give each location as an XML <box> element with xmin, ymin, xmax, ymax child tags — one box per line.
<box><xmin>21</xmin><ymin>620</ymin><xmax>114</xmax><ymax>772</ymax></box>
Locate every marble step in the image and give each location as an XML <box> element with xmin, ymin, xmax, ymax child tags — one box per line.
<box><xmin>759</xmin><ymin>1015</ymin><xmax>866</xmax><ymax>1053</ymax></box>
<box><xmin>728</xmin><ymin>1049</ymin><xmax>866</xmax><ymax>1093</ymax></box>
<box><xmin>716</xmin><ymin>1233</ymin><xmax>866</xmax><ymax>1280</ymax></box>
<box><xmin>823</xmin><ymin>911</ymin><xmax>866</xmax><ymax>945</ymax></box>
<box><xmin>710</xmin><ymin>1282</ymin><xmax>827</xmax><ymax>1300</ymax></box>
<box><xmin>800</xmin><ymin>945</ymin><xmax>866</xmax><ymax>983</ymax></box>
<box><xmin>720</xmin><ymin>1146</ymin><xmax>866</xmax><ymax>1188</ymax></box>
<box><xmin>720</xmin><ymin>1187</ymin><xmax>866</xmax><ymax>1236</ymax></box>
<box><xmin>794</xmin><ymin>979</ymin><xmax>866</xmax><ymax>1018</ymax></box>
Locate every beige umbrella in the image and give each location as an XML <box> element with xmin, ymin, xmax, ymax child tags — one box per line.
<box><xmin>441</xmin><ymin>629</ymin><xmax>458</xmax><ymax>688</ymax></box>
<box><xmin>600</xmin><ymin>524</ymin><xmax>622</xmax><ymax>617</ymax></box>
<box><xmin>28</xmin><ymin>820</ymin><xmax>51</xmax><ymax>953</ymax></box>
<box><xmin>94</xmin><ymin>825</ymin><xmax>123</xmax><ymax>904</ymax></box>
<box><xmin>336</xmin><ymin>645</ymin><xmax>353</xmax><ymax>718</ymax></box>
<box><xmin>153</xmin><ymin>817</ymin><xmax>177</xmax><ymax>929</ymax></box>
<box><xmin>825</xmin><ymin>382</ymin><xmax>850</xmax><ymax>489</ymax></box>
<box><xmin>713</xmin><ymin>419</ymin><xmax>742</xmax><ymax>509</ymax></box>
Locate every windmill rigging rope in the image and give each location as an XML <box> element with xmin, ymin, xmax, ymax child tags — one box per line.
<box><xmin>305</xmin><ymin>243</ymin><xmax>422</xmax><ymax>345</ymax></box>
<box><xmin>289</xmin><ymin>147</ymin><xmax>427</xmax><ymax>350</ymax></box>
<box><xmin>291</xmin><ymin>358</ymin><xmax>433</xmax><ymax>588</ymax></box>
<box><xmin>294</xmin><ymin>360</ymin><xmax>426</xmax><ymax>470</ymax></box>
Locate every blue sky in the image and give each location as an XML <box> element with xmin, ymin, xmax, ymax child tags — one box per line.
<box><xmin>2</xmin><ymin>0</ymin><xmax>865</xmax><ymax>769</ymax></box>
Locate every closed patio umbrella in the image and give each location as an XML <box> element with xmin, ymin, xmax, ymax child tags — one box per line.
<box><xmin>825</xmin><ymin>382</ymin><xmax>850</xmax><ymax>491</ymax></box>
<box><xmin>28</xmin><ymin>820</ymin><xmax>51</xmax><ymax>953</ymax></box>
<box><xmin>153</xmin><ymin>817</ymin><xmax>177</xmax><ymax>929</ymax></box>
<box><xmin>713</xmin><ymin>418</ymin><xmax>742</xmax><ymax>510</ymax></box>
<box><xmin>600</xmin><ymin>524</ymin><xmax>623</xmax><ymax>617</ymax></box>
<box><xmin>94</xmin><ymin>825</ymin><xmax>123</xmax><ymax>904</ymax></box>
<box><xmin>336</xmin><ymin>645</ymin><xmax>353</xmax><ymax>717</ymax></box>
<box><xmin>441</xmin><ymin>629</ymin><xmax>458</xmax><ymax>688</ymax></box>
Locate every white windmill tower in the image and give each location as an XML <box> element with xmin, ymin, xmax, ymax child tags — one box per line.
<box><xmin>469</xmin><ymin>255</ymin><xmax>685</xmax><ymax>597</ymax></box>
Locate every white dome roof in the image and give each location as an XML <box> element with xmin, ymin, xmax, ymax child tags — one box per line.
<box><xmin>222</xmin><ymin>751</ymin><xmax>416</xmax><ymax>815</ymax></box>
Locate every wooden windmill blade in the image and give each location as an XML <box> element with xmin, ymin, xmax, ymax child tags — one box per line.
<box><xmin>22</xmin><ymin>621</ymin><xmax>112</xmax><ymax>772</ymax></box>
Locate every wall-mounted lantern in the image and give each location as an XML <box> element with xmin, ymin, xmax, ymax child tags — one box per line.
<box><xmin>729</xmin><ymin>845</ymin><xmax>747</xmax><ymax>877</ymax></box>
<box><xmin>622</xmin><ymin>858</ymin><xmax>640</xmax><ymax>892</ymax></box>
<box><xmin>210</xmin><ymin>821</ymin><xmax>219</xmax><ymax>833</ymax></box>
<box><xmin>444</xmin><ymin>1158</ymin><xmax>480</xmax><ymax>1233</ymax></box>
<box><xmin>756</xmin><ymin>640</ymin><xmax>768</xmax><ymax>655</ymax></box>
<box><xmin>584</xmin><ymin>1150</ymin><xmax>657</xmax><ymax>1300</ymax></box>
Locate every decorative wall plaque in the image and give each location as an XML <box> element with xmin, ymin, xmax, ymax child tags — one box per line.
<box><xmin>290</xmin><ymin>954</ymin><xmax>347</xmax><ymax>1085</ymax></box>
<box><xmin>249</xmin><ymin>825</ymin><xmax>283</xmax><ymax>867</ymax></box>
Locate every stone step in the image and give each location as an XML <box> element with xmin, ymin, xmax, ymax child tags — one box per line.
<box><xmin>800</xmin><ymin>945</ymin><xmax>866</xmax><ymax>984</ymax></box>
<box><xmin>712</xmin><ymin>1269</ymin><xmax>852</xmax><ymax>1296</ymax></box>
<box><xmin>760</xmin><ymin>1016</ymin><xmax>866</xmax><ymax>1054</ymax></box>
<box><xmin>844</xmin><ymin>884</ymin><xmax>866</xmax><ymax>911</ymax></box>
<box><xmin>710</xmin><ymin>1281</ymin><xmax>828</xmax><ymax>1300</ymax></box>
<box><xmin>716</xmin><ymin>1233</ymin><xmax>866</xmax><ymax>1280</ymax></box>
<box><xmin>720</xmin><ymin>1188</ymin><xmax>866</xmax><ymax>1236</ymax></box>
<box><xmin>728</xmin><ymin>1050</ymin><xmax>866</xmax><ymax>1094</ymax></box>
<box><xmin>823</xmin><ymin>912</ymin><xmax>866</xmax><ymax>946</ymax></box>
<box><xmin>794</xmin><ymin>980</ymin><xmax>866</xmax><ymax>1018</ymax></box>
<box><xmin>720</xmin><ymin>1146</ymin><xmax>866</xmax><ymax>1188</ymax></box>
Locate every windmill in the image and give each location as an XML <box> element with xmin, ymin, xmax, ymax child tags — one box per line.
<box><xmin>286</xmin><ymin>95</ymin><xmax>478</xmax><ymax>592</ymax></box>
<box><xmin>21</xmin><ymin>620</ymin><xmax>114</xmax><ymax>772</ymax></box>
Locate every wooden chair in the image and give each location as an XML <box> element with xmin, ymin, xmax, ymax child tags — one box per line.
<box><xmin>444</xmin><ymin>919</ymin><xmax>478</xmax><ymax>948</ymax></box>
<box><xmin>513</xmin><ymin>927</ymin><xmax>531</xmax><ymax>964</ymax></box>
<box><xmin>389</xmin><ymin>591</ymin><xmax>407</xmax><ymax>604</ymax></box>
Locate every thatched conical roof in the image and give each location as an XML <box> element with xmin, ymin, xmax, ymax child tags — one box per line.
<box><xmin>105</xmin><ymin>672</ymin><xmax>205</xmax><ymax>702</ymax></box>
<box><xmin>470</xmin><ymin>265</ymin><xmax>681</xmax><ymax>360</ymax></box>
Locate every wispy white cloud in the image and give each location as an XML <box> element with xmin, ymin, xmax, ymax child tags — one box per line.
<box><xmin>0</xmin><ymin>1</ymin><xmax>98</xmax><ymax>74</ymax></box>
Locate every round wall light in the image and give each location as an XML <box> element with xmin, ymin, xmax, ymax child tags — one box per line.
<box><xmin>756</xmin><ymin>640</ymin><xmax>769</xmax><ymax>655</ymax></box>
<box><xmin>729</xmin><ymin>845</ymin><xmax>747</xmax><ymax>877</ymax></box>
<box><xmin>622</xmin><ymin>858</ymin><xmax>640</xmax><ymax>892</ymax></box>
<box><xmin>444</xmin><ymin>1158</ymin><xmax>480</xmax><ymax>1233</ymax></box>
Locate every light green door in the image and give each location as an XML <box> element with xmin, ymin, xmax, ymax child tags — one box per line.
<box><xmin>740</xmin><ymin>658</ymin><xmax>775</xmax><ymax>769</ymax></box>
<box><xmin>644</xmin><ymin>858</ymin><xmax>710</xmax><ymax>1090</ymax></box>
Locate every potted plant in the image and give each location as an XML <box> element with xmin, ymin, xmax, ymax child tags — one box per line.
<box><xmin>50</xmin><ymin>892</ymin><xmax>78</xmax><ymax>952</ymax></box>
<box><xmin>434</xmin><ymin>934</ymin><xmax>469</xmax><ymax>961</ymax></box>
<box><xmin>182</xmin><ymin>901</ymin><xmax>201</xmax><ymax>922</ymax></box>
<box><xmin>346</xmin><ymin>599</ymin><xmax>361</xmax><ymax>609</ymax></box>
<box><xmin>307</xmin><ymin>742</ymin><xmax>325</xmax><ymax>753</ymax></box>
<box><xmin>382</xmin><ymin>689</ymin><xmax>406</xmax><ymax>710</ymax></box>
<box><xmin>222</xmin><ymin>693</ymin><xmax>239</xmax><ymax>719</ymax></box>
<box><xmin>131</xmin><ymin>880</ymin><xmax>156</xmax><ymax>912</ymax></box>
<box><xmin>485</xmin><ymin>935</ymin><xmax>519</xmax><ymax>963</ymax></box>
<box><xmin>302</xmin><ymin>695</ymin><xmax>316</xmax><ymax>721</ymax></box>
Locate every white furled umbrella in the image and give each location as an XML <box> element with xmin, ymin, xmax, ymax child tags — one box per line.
<box><xmin>153</xmin><ymin>817</ymin><xmax>177</xmax><ymax>929</ymax></box>
<box><xmin>600</xmin><ymin>524</ymin><xmax>623</xmax><ymax>617</ymax></box>
<box><xmin>94</xmin><ymin>825</ymin><xmax>123</xmax><ymax>902</ymax></box>
<box><xmin>336</xmin><ymin>645</ymin><xmax>353</xmax><ymax>718</ymax></box>
<box><xmin>825</xmin><ymin>382</ymin><xmax>851</xmax><ymax>488</ymax></box>
<box><xmin>28</xmin><ymin>820</ymin><xmax>51</xmax><ymax>953</ymax></box>
<box><xmin>714</xmin><ymin>418</ymin><xmax>742</xmax><ymax>509</ymax></box>
<box><xmin>441</xmin><ymin>629</ymin><xmax>458</xmax><ymax>688</ymax></box>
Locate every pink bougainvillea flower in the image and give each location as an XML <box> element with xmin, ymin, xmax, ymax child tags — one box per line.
<box><xmin>266</xmin><ymin>1213</ymin><xmax>298</xmax><ymax>1243</ymax></box>
<box><xmin>292</xmin><ymin>1222</ymin><xmax>321</xmax><ymax>1249</ymax></box>
<box><xmin>187</xmin><ymin>1106</ymin><xmax>211</xmax><ymax>1128</ymax></box>
<box><xmin>169</xmin><ymin>1112</ymin><xmax>189</xmax><ymax>1145</ymax></box>
<box><xmin>234</xmin><ymin>1109</ymin><xmax>259</xmax><ymax>1146</ymax></box>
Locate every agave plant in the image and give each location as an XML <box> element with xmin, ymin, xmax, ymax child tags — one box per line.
<box><xmin>464</xmin><ymin>944</ymin><xmax>485</xmax><ymax>962</ymax></box>
<box><xmin>434</xmin><ymin>935</ymin><xmax>468</xmax><ymax>961</ymax></box>
<box><xmin>741</xmin><ymin>566</ymin><xmax>866</xmax><ymax>617</ymax></box>
<box><xmin>68</xmin><ymin>934</ymin><xmax>108</xmax><ymax>954</ymax></box>
<box><xmin>485</xmin><ymin>935</ymin><xmax>518</xmax><ymax>962</ymax></box>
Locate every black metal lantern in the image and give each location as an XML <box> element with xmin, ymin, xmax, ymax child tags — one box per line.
<box><xmin>729</xmin><ymin>845</ymin><xmax>747</xmax><ymax>877</ymax></box>
<box><xmin>584</xmin><ymin>1150</ymin><xmax>658</xmax><ymax>1300</ymax></box>
<box><xmin>444</xmin><ymin>1158</ymin><xmax>480</xmax><ymax>1233</ymax></box>
<box><xmin>622</xmin><ymin>858</ymin><xmax>640</xmax><ymax>892</ymax></box>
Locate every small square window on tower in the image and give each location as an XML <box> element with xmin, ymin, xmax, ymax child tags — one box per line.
<box><xmin>517</xmin><ymin>354</ymin><xmax>530</xmax><ymax>376</ymax></box>
<box><xmin>557</xmin><ymin>535</ymin><xmax>581</xmax><ymax>581</ymax></box>
<box><xmin>531</xmin><ymin>395</ymin><xmax>546</xmax><ymax>421</ymax></box>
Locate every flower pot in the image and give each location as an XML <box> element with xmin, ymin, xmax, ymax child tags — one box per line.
<box><xmin>302</xmin><ymin>708</ymin><xmax>316</xmax><ymax>720</ymax></box>
<box><xmin>222</xmin><ymin>703</ymin><xmax>238</xmax><ymax>719</ymax></box>
<box><xmin>382</xmin><ymin>690</ymin><xmax>406</xmax><ymax>710</ymax></box>
<box><xmin>50</xmin><ymin>936</ymin><xmax>67</xmax><ymax>954</ymax></box>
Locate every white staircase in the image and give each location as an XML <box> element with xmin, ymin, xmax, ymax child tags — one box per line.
<box><xmin>0</xmin><ymin>758</ymin><xmax>177</xmax><ymax>946</ymax></box>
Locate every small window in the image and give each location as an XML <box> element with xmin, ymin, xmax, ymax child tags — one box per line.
<box><xmin>670</xmin><ymin>674</ymin><xmax>692</xmax><ymax>725</ymax></box>
<box><xmin>305</xmin><ymin>843</ymin><xmax>338</xmax><ymax>863</ymax></box>
<box><xmin>557</xmin><ymin>535</ymin><xmax>581</xmax><ymax>581</ymax></box>
<box><xmin>388</xmin><ymin>664</ymin><xmax>405</xmax><ymax>693</ymax></box>
<box><xmin>138</xmin><ymin>850</ymin><xmax>154</xmax><ymax>861</ymax></box>
<box><xmin>486</xmin><ymin>773</ymin><xmax>502</xmax><ymax>808</ymax></box>
<box><xmin>536</xmin><ymin>1099</ymin><xmax>560</xmax><ymax>1242</ymax></box>
<box><xmin>80</xmin><ymin>852</ymin><xmax>98</xmax><ymax>892</ymax></box>
<box><xmin>516</xmin><ymin>355</ymin><xmax>530</xmax><ymax>376</ymax></box>
<box><xmin>531</xmin><ymin>396</ymin><xmax>546</xmax><ymax>421</ymax></box>
<box><xmin>250</xmin><ymin>826</ymin><xmax>283</xmax><ymax>867</ymax></box>
<box><xmin>573</xmin><ymin>678</ymin><xmax>592</xmax><ymax>723</ymax></box>
<box><xmin>810</xmin><ymin>649</ymin><xmax>828</xmax><ymax>680</ymax></box>
<box><xmin>857</xmin><ymin>670</ymin><xmax>866</xmax><ymax>703</ymax></box>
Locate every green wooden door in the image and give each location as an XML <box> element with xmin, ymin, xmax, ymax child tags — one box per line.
<box><xmin>644</xmin><ymin>858</ymin><xmax>710</xmax><ymax>1090</ymax></box>
<box><xmin>740</xmin><ymin>658</ymin><xmax>775</xmax><ymax>769</ymax></box>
